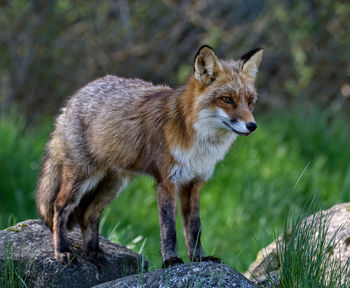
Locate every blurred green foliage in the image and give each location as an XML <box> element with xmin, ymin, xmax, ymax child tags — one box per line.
<box><xmin>0</xmin><ymin>114</ymin><xmax>51</xmax><ymax>226</ymax></box>
<box><xmin>0</xmin><ymin>0</ymin><xmax>350</xmax><ymax>120</ymax></box>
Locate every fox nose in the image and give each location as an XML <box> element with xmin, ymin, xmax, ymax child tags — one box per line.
<box><xmin>246</xmin><ymin>122</ymin><xmax>257</xmax><ymax>132</ymax></box>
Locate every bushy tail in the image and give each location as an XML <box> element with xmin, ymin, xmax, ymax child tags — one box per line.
<box><xmin>36</xmin><ymin>150</ymin><xmax>62</xmax><ymax>230</ymax></box>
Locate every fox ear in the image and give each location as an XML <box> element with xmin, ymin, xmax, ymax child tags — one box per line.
<box><xmin>194</xmin><ymin>45</ymin><xmax>223</xmax><ymax>86</ymax></box>
<box><xmin>240</xmin><ymin>48</ymin><xmax>263</xmax><ymax>84</ymax></box>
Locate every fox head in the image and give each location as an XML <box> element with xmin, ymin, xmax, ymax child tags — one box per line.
<box><xmin>189</xmin><ymin>45</ymin><xmax>263</xmax><ymax>136</ymax></box>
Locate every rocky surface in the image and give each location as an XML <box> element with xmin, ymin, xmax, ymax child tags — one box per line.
<box><xmin>93</xmin><ymin>262</ymin><xmax>258</xmax><ymax>288</ymax></box>
<box><xmin>4</xmin><ymin>203</ymin><xmax>349</xmax><ymax>287</ymax></box>
<box><xmin>246</xmin><ymin>202</ymin><xmax>350</xmax><ymax>285</ymax></box>
<box><xmin>0</xmin><ymin>219</ymin><xmax>148</xmax><ymax>288</ymax></box>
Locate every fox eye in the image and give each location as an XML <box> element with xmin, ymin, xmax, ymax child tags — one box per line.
<box><xmin>248</xmin><ymin>97</ymin><xmax>255</xmax><ymax>105</ymax></box>
<box><xmin>220</xmin><ymin>97</ymin><xmax>234</xmax><ymax>104</ymax></box>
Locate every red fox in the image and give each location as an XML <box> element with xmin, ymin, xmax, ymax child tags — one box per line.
<box><xmin>36</xmin><ymin>45</ymin><xmax>263</xmax><ymax>268</ymax></box>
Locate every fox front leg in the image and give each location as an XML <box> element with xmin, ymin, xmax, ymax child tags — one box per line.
<box><xmin>180</xmin><ymin>180</ymin><xmax>221</xmax><ymax>263</ymax></box>
<box><xmin>157</xmin><ymin>182</ymin><xmax>184</xmax><ymax>268</ymax></box>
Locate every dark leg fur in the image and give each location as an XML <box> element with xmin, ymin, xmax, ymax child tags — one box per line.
<box><xmin>162</xmin><ymin>256</ymin><xmax>184</xmax><ymax>269</ymax></box>
<box><xmin>157</xmin><ymin>182</ymin><xmax>183</xmax><ymax>266</ymax></box>
<box><xmin>180</xmin><ymin>181</ymin><xmax>206</xmax><ymax>261</ymax></box>
<box><xmin>82</xmin><ymin>218</ymin><xmax>105</xmax><ymax>263</ymax></box>
<box><xmin>79</xmin><ymin>174</ymin><xmax>127</xmax><ymax>263</ymax></box>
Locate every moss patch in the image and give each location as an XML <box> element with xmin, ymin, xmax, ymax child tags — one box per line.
<box><xmin>345</xmin><ymin>236</ymin><xmax>350</xmax><ymax>246</ymax></box>
<box><xmin>7</xmin><ymin>228</ymin><xmax>19</xmax><ymax>232</ymax></box>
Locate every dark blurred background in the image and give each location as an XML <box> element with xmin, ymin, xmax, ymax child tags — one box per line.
<box><xmin>1</xmin><ymin>0</ymin><xmax>350</xmax><ymax>121</ymax></box>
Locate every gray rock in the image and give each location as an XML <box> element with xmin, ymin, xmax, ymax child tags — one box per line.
<box><xmin>93</xmin><ymin>262</ymin><xmax>259</xmax><ymax>288</ymax></box>
<box><xmin>0</xmin><ymin>219</ymin><xmax>148</xmax><ymax>288</ymax></box>
<box><xmin>245</xmin><ymin>202</ymin><xmax>350</xmax><ymax>285</ymax></box>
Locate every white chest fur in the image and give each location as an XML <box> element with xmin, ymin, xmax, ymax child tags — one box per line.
<box><xmin>169</xmin><ymin>130</ymin><xmax>237</xmax><ymax>186</ymax></box>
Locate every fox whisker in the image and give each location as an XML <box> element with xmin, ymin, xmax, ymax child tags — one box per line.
<box><xmin>197</xmin><ymin>115</ymin><xmax>232</xmax><ymax>123</ymax></box>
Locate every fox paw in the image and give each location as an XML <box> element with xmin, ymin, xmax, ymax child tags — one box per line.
<box><xmin>86</xmin><ymin>249</ymin><xmax>106</xmax><ymax>264</ymax></box>
<box><xmin>162</xmin><ymin>256</ymin><xmax>184</xmax><ymax>268</ymax></box>
<box><xmin>55</xmin><ymin>251</ymin><xmax>76</xmax><ymax>266</ymax></box>
<box><xmin>192</xmin><ymin>256</ymin><xmax>222</xmax><ymax>263</ymax></box>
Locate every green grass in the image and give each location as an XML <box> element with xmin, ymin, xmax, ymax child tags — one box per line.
<box><xmin>1</xmin><ymin>107</ymin><xmax>350</xmax><ymax>274</ymax></box>
<box><xmin>0</xmin><ymin>239</ymin><xmax>28</xmax><ymax>288</ymax></box>
<box><xmin>268</xmin><ymin>202</ymin><xmax>350</xmax><ymax>287</ymax></box>
<box><xmin>0</xmin><ymin>114</ymin><xmax>52</xmax><ymax>227</ymax></box>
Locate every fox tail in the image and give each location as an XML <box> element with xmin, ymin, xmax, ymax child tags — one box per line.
<box><xmin>36</xmin><ymin>149</ymin><xmax>62</xmax><ymax>230</ymax></box>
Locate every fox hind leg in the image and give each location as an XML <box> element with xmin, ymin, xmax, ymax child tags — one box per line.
<box><xmin>79</xmin><ymin>173</ymin><xmax>129</xmax><ymax>263</ymax></box>
<box><xmin>53</xmin><ymin>166</ymin><xmax>102</xmax><ymax>264</ymax></box>
<box><xmin>53</xmin><ymin>166</ymin><xmax>80</xmax><ymax>264</ymax></box>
